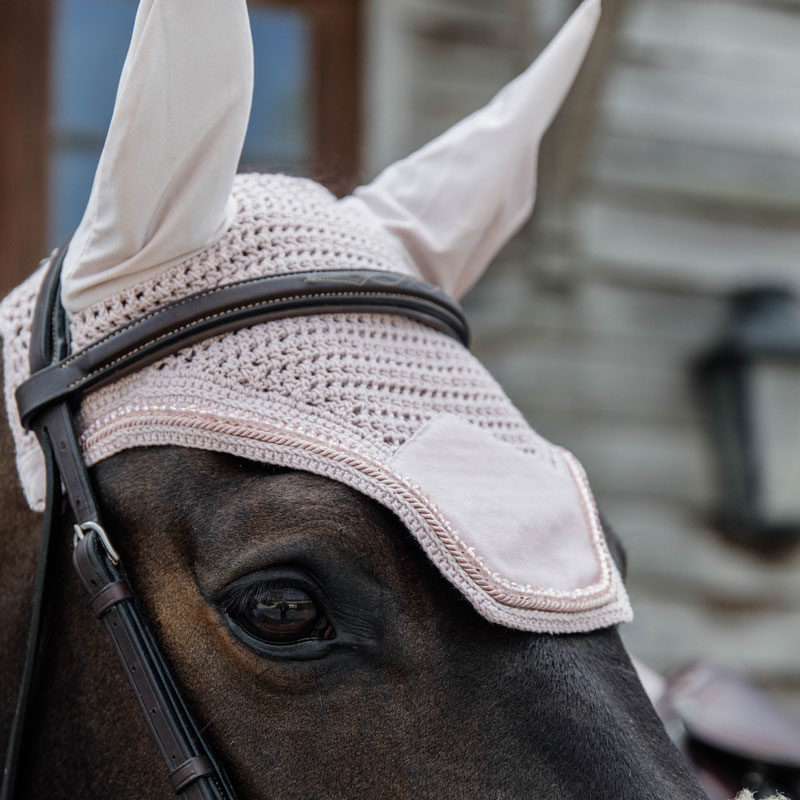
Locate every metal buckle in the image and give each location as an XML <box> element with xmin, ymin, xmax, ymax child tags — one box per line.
<box><xmin>73</xmin><ymin>521</ymin><xmax>121</xmax><ymax>565</ymax></box>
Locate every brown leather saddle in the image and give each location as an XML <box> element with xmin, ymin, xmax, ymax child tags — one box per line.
<box><xmin>656</xmin><ymin>661</ymin><xmax>800</xmax><ymax>800</ymax></box>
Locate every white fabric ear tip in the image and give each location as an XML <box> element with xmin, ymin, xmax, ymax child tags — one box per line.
<box><xmin>572</xmin><ymin>0</ymin><xmax>602</xmax><ymax>24</ymax></box>
<box><xmin>62</xmin><ymin>0</ymin><xmax>253</xmax><ymax>314</ymax></box>
<box><xmin>526</xmin><ymin>0</ymin><xmax>602</xmax><ymax>122</ymax></box>
<box><xmin>578</xmin><ymin>0</ymin><xmax>602</xmax><ymax>42</ymax></box>
<box><xmin>343</xmin><ymin>0</ymin><xmax>601</xmax><ymax>300</ymax></box>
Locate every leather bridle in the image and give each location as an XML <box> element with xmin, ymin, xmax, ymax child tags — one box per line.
<box><xmin>1</xmin><ymin>242</ymin><xmax>469</xmax><ymax>799</ymax></box>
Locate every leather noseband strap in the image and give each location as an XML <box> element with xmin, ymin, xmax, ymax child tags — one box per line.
<box><xmin>2</xmin><ymin>243</ymin><xmax>470</xmax><ymax>800</ymax></box>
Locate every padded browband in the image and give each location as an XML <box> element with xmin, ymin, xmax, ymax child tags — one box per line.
<box><xmin>17</xmin><ymin>265</ymin><xmax>469</xmax><ymax>430</ymax></box>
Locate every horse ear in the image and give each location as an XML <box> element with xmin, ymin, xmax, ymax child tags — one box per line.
<box><xmin>342</xmin><ymin>0</ymin><xmax>601</xmax><ymax>299</ymax></box>
<box><xmin>61</xmin><ymin>0</ymin><xmax>254</xmax><ymax>313</ymax></box>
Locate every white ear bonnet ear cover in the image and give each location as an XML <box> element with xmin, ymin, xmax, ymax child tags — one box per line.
<box><xmin>0</xmin><ymin>0</ymin><xmax>631</xmax><ymax>634</ymax></box>
<box><xmin>1</xmin><ymin>173</ymin><xmax>630</xmax><ymax>634</ymax></box>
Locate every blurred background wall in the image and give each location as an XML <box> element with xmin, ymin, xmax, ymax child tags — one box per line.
<box><xmin>1</xmin><ymin>0</ymin><xmax>799</xmax><ymax>710</ymax></box>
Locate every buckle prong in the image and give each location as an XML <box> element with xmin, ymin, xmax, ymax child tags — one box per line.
<box><xmin>73</xmin><ymin>521</ymin><xmax>121</xmax><ymax>565</ymax></box>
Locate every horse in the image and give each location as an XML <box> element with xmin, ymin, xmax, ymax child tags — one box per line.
<box><xmin>0</xmin><ymin>399</ymin><xmax>711</xmax><ymax>798</ymax></box>
<box><xmin>1</xmin><ymin>0</ymin><xmax>711</xmax><ymax>796</ymax></box>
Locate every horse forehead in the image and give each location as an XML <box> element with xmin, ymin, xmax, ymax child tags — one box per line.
<box><xmin>96</xmin><ymin>446</ymin><xmax>405</xmax><ymax>569</ymax></box>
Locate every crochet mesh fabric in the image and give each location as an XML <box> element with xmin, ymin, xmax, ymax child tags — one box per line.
<box><xmin>0</xmin><ymin>173</ymin><xmax>631</xmax><ymax>633</ymax></box>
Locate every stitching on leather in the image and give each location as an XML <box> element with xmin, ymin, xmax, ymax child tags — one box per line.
<box><xmin>64</xmin><ymin>290</ymin><xmax>454</xmax><ymax>391</ymax></box>
<box><xmin>60</xmin><ymin>270</ymin><xmax>458</xmax><ymax>368</ymax></box>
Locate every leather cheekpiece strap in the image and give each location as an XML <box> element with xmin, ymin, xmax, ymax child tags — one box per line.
<box><xmin>73</xmin><ymin>531</ymin><xmax>231</xmax><ymax>800</ymax></box>
<box><xmin>28</xmin><ymin>240</ymin><xmax>72</xmax><ymax>373</ymax></box>
<box><xmin>35</xmin><ymin>402</ymin><xmax>100</xmax><ymax>523</ymax></box>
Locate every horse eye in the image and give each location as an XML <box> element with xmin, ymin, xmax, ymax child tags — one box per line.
<box><xmin>224</xmin><ymin>582</ymin><xmax>334</xmax><ymax>645</ymax></box>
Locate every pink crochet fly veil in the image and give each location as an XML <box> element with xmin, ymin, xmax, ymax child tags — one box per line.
<box><xmin>0</xmin><ymin>0</ymin><xmax>630</xmax><ymax>634</ymax></box>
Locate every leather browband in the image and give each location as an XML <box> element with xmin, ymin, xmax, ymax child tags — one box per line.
<box><xmin>4</xmin><ymin>243</ymin><xmax>470</xmax><ymax>800</ymax></box>
<box><xmin>17</xmin><ymin>266</ymin><xmax>469</xmax><ymax>431</ymax></box>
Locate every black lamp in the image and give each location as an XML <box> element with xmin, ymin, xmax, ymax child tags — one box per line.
<box><xmin>695</xmin><ymin>287</ymin><xmax>800</xmax><ymax>546</ymax></box>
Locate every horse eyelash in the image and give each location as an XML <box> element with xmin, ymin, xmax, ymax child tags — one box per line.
<box><xmin>217</xmin><ymin>576</ymin><xmax>313</xmax><ymax>615</ymax></box>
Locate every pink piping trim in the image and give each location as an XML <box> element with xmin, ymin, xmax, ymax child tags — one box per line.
<box><xmin>80</xmin><ymin>405</ymin><xmax>618</xmax><ymax>613</ymax></box>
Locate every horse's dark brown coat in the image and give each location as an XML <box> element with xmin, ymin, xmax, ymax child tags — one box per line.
<box><xmin>0</xmin><ymin>368</ymin><xmax>709</xmax><ymax>798</ymax></box>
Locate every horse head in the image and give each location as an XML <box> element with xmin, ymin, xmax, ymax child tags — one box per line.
<box><xmin>0</xmin><ymin>1</ymin><xmax>709</xmax><ymax>797</ymax></box>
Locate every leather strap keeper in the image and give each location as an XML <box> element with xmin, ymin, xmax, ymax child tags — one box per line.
<box><xmin>171</xmin><ymin>757</ymin><xmax>216</xmax><ymax>793</ymax></box>
<box><xmin>90</xmin><ymin>580</ymin><xmax>132</xmax><ymax>618</ymax></box>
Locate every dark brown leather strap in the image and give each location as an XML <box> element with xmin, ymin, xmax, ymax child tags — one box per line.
<box><xmin>17</xmin><ymin>268</ymin><xmax>469</xmax><ymax>430</ymax></box>
<box><xmin>28</xmin><ymin>241</ymin><xmax>71</xmax><ymax>374</ymax></box>
<box><xmin>90</xmin><ymin>580</ymin><xmax>132</xmax><ymax>618</ymax></box>
<box><xmin>34</xmin><ymin>401</ymin><xmax>100</xmax><ymax>523</ymax></box>
<box><xmin>73</xmin><ymin>530</ymin><xmax>232</xmax><ymax>800</ymax></box>
<box><xmin>171</xmin><ymin>757</ymin><xmax>215</xmax><ymax>793</ymax></box>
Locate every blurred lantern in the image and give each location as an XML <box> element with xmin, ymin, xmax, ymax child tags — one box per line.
<box><xmin>696</xmin><ymin>287</ymin><xmax>800</xmax><ymax>546</ymax></box>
